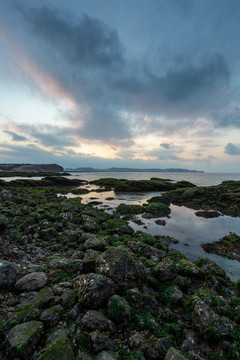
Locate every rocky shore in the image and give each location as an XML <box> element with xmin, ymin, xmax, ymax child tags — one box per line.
<box><xmin>0</xmin><ymin>178</ymin><xmax>240</xmax><ymax>359</ymax></box>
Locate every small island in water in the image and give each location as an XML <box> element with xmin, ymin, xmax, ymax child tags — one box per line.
<box><xmin>0</xmin><ymin>167</ymin><xmax>239</xmax><ymax>360</ymax></box>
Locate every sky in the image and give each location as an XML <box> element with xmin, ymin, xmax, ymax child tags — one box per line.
<box><xmin>0</xmin><ymin>0</ymin><xmax>240</xmax><ymax>172</ymax></box>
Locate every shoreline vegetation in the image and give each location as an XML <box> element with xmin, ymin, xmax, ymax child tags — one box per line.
<box><xmin>0</xmin><ymin>174</ymin><xmax>240</xmax><ymax>359</ymax></box>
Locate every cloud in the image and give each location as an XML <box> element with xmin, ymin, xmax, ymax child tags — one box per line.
<box><xmin>17</xmin><ymin>5</ymin><xmax>124</xmax><ymax>70</ymax></box>
<box><xmin>224</xmin><ymin>143</ymin><xmax>240</xmax><ymax>155</ymax></box>
<box><xmin>160</xmin><ymin>143</ymin><xmax>170</xmax><ymax>149</ymax></box>
<box><xmin>4</xmin><ymin>130</ymin><xmax>27</xmax><ymax>141</ymax></box>
<box><xmin>212</xmin><ymin>107</ymin><xmax>240</xmax><ymax>128</ymax></box>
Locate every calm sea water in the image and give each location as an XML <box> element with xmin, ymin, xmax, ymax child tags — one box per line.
<box><xmin>68</xmin><ymin>171</ymin><xmax>240</xmax><ymax>186</ymax></box>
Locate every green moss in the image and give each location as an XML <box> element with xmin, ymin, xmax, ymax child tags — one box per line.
<box><xmin>37</xmin><ymin>337</ymin><xmax>75</xmax><ymax>360</ymax></box>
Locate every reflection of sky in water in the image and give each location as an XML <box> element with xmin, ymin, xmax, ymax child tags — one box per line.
<box><xmin>67</xmin><ymin>188</ymin><xmax>240</xmax><ymax>280</ymax></box>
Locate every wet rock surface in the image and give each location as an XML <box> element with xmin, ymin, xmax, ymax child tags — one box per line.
<box><xmin>0</xmin><ymin>182</ymin><xmax>239</xmax><ymax>359</ymax></box>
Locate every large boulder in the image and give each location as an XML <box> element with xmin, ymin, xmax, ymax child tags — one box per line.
<box><xmin>0</xmin><ymin>260</ymin><xmax>27</xmax><ymax>289</ymax></box>
<box><xmin>155</xmin><ymin>258</ymin><xmax>178</xmax><ymax>281</ymax></box>
<box><xmin>75</xmin><ymin>273</ymin><xmax>115</xmax><ymax>309</ymax></box>
<box><xmin>107</xmin><ymin>295</ymin><xmax>131</xmax><ymax>324</ymax></box>
<box><xmin>81</xmin><ymin>310</ymin><xmax>116</xmax><ymax>333</ymax></box>
<box><xmin>96</xmin><ymin>246</ymin><xmax>145</xmax><ymax>284</ymax></box>
<box><xmin>189</xmin><ymin>296</ymin><xmax>233</xmax><ymax>338</ymax></box>
<box><xmin>40</xmin><ymin>304</ymin><xmax>64</xmax><ymax>327</ymax></box>
<box><xmin>37</xmin><ymin>337</ymin><xmax>75</xmax><ymax>360</ymax></box>
<box><xmin>15</xmin><ymin>272</ymin><xmax>47</xmax><ymax>291</ymax></box>
<box><xmin>6</xmin><ymin>321</ymin><xmax>43</xmax><ymax>359</ymax></box>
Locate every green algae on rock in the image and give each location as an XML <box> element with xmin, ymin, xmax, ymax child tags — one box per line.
<box><xmin>201</xmin><ymin>233</ymin><xmax>240</xmax><ymax>261</ymax></box>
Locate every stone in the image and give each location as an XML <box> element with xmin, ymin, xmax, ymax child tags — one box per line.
<box><xmin>155</xmin><ymin>258</ymin><xmax>178</xmax><ymax>281</ymax></box>
<box><xmin>75</xmin><ymin>273</ymin><xmax>115</xmax><ymax>309</ymax></box>
<box><xmin>0</xmin><ymin>260</ymin><xmax>27</xmax><ymax>289</ymax></box>
<box><xmin>29</xmin><ymin>287</ymin><xmax>54</xmax><ymax>308</ymax></box>
<box><xmin>83</xmin><ymin>236</ymin><xmax>108</xmax><ymax>251</ymax></box>
<box><xmin>15</xmin><ymin>272</ymin><xmax>47</xmax><ymax>291</ymax></box>
<box><xmin>81</xmin><ymin>310</ymin><xmax>116</xmax><ymax>333</ymax></box>
<box><xmin>194</xmin><ymin>258</ymin><xmax>228</xmax><ymax>279</ymax></box>
<box><xmin>164</xmin><ymin>347</ymin><xmax>187</xmax><ymax>360</ymax></box>
<box><xmin>90</xmin><ymin>331</ymin><xmax>115</xmax><ymax>352</ymax></box>
<box><xmin>107</xmin><ymin>295</ymin><xmax>131</xmax><ymax>324</ymax></box>
<box><xmin>40</xmin><ymin>304</ymin><xmax>64</xmax><ymax>327</ymax></box>
<box><xmin>129</xmin><ymin>331</ymin><xmax>145</xmax><ymax>349</ymax></box>
<box><xmin>95</xmin><ymin>351</ymin><xmax>118</xmax><ymax>360</ymax></box>
<box><xmin>6</xmin><ymin>320</ymin><xmax>43</xmax><ymax>359</ymax></box>
<box><xmin>6</xmin><ymin>307</ymin><xmax>40</xmax><ymax>330</ymax></box>
<box><xmin>37</xmin><ymin>337</ymin><xmax>75</xmax><ymax>360</ymax></box>
<box><xmin>190</xmin><ymin>296</ymin><xmax>233</xmax><ymax>338</ymax></box>
<box><xmin>96</xmin><ymin>246</ymin><xmax>145</xmax><ymax>284</ymax></box>
<box><xmin>0</xmin><ymin>217</ymin><xmax>8</xmax><ymax>233</ymax></box>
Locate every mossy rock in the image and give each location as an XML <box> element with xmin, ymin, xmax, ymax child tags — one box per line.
<box><xmin>145</xmin><ymin>202</ymin><xmax>171</xmax><ymax>216</ymax></box>
<box><xmin>107</xmin><ymin>295</ymin><xmax>131</xmax><ymax>323</ymax></box>
<box><xmin>37</xmin><ymin>337</ymin><xmax>75</xmax><ymax>360</ymax></box>
<box><xmin>6</xmin><ymin>306</ymin><xmax>40</xmax><ymax>330</ymax></box>
<box><xmin>29</xmin><ymin>287</ymin><xmax>53</xmax><ymax>308</ymax></box>
<box><xmin>6</xmin><ymin>321</ymin><xmax>43</xmax><ymax>359</ymax></box>
<box><xmin>116</xmin><ymin>203</ymin><xmax>145</xmax><ymax>215</ymax></box>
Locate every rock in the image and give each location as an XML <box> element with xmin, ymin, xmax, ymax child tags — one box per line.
<box><xmin>40</xmin><ymin>304</ymin><xmax>64</xmax><ymax>327</ymax></box>
<box><xmin>195</xmin><ymin>258</ymin><xmax>228</xmax><ymax>279</ymax></box>
<box><xmin>142</xmin><ymin>337</ymin><xmax>173</xmax><ymax>360</ymax></box>
<box><xmin>195</xmin><ymin>210</ymin><xmax>221</xmax><ymax>218</ymax></box>
<box><xmin>155</xmin><ymin>219</ymin><xmax>166</xmax><ymax>226</ymax></box>
<box><xmin>83</xmin><ymin>236</ymin><xmax>108</xmax><ymax>251</ymax></box>
<box><xmin>145</xmin><ymin>202</ymin><xmax>171</xmax><ymax>216</ymax></box>
<box><xmin>90</xmin><ymin>331</ymin><xmax>115</xmax><ymax>352</ymax></box>
<box><xmin>46</xmin><ymin>327</ymin><xmax>69</xmax><ymax>345</ymax></box>
<box><xmin>29</xmin><ymin>287</ymin><xmax>54</xmax><ymax>308</ymax></box>
<box><xmin>162</xmin><ymin>285</ymin><xmax>183</xmax><ymax>305</ymax></box>
<box><xmin>176</xmin><ymin>259</ymin><xmax>204</xmax><ymax>278</ymax></box>
<box><xmin>129</xmin><ymin>331</ymin><xmax>145</xmax><ymax>349</ymax></box>
<box><xmin>189</xmin><ymin>296</ymin><xmax>233</xmax><ymax>338</ymax></box>
<box><xmin>155</xmin><ymin>258</ymin><xmax>178</xmax><ymax>281</ymax></box>
<box><xmin>6</xmin><ymin>307</ymin><xmax>40</xmax><ymax>330</ymax></box>
<box><xmin>75</xmin><ymin>273</ymin><xmax>115</xmax><ymax>309</ymax></box>
<box><xmin>107</xmin><ymin>295</ymin><xmax>131</xmax><ymax>324</ymax></box>
<box><xmin>77</xmin><ymin>352</ymin><xmax>94</xmax><ymax>360</ymax></box>
<box><xmin>0</xmin><ymin>217</ymin><xmax>8</xmax><ymax>233</ymax></box>
<box><xmin>61</xmin><ymin>289</ymin><xmax>78</xmax><ymax>309</ymax></box>
<box><xmin>81</xmin><ymin>310</ymin><xmax>116</xmax><ymax>333</ymax></box>
<box><xmin>164</xmin><ymin>347</ymin><xmax>187</xmax><ymax>360</ymax></box>
<box><xmin>15</xmin><ymin>272</ymin><xmax>47</xmax><ymax>291</ymax></box>
<box><xmin>37</xmin><ymin>337</ymin><xmax>75</xmax><ymax>360</ymax></box>
<box><xmin>95</xmin><ymin>351</ymin><xmax>118</xmax><ymax>360</ymax></box>
<box><xmin>82</xmin><ymin>249</ymin><xmax>100</xmax><ymax>273</ymax></box>
<box><xmin>6</xmin><ymin>321</ymin><xmax>43</xmax><ymax>359</ymax></box>
<box><xmin>96</xmin><ymin>246</ymin><xmax>145</xmax><ymax>284</ymax></box>
<box><xmin>0</xmin><ymin>260</ymin><xmax>27</xmax><ymax>289</ymax></box>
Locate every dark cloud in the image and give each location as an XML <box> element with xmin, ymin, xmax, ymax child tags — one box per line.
<box><xmin>17</xmin><ymin>5</ymin><xmax>124</xmax><ymax>70</ymax></box>
<box><xmin>212</xmin><ymin>107</ymin><xmax>240</xmax><ymax>128</ymax></box>
<box><xmin>4</xmin><ymin>131</ymin><xmax>27</xmax><ymax>141</ymax></box>
<box><xmin>160</xmin><ymin>143</ymin><xmax>170</xmax><ymax>149</ymax></box>
<box><xmin>224</xmin><ymin>143</ymin><xmax>240</xmax><ymax>155</ymax></box>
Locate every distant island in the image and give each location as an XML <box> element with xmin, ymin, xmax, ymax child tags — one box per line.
<box><xmin>65</xmin><ymin>166</ymin><xmax>204</xmax><ymax>173</ymax></box>
<box><xmin>0</xmin><ymin>163</ymin><xmax>64</xmax><ymax>172</ymax></box>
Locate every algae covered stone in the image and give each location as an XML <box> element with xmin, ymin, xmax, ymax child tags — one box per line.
<box><xmin>164</xmin><ymin>347</ymin><xmax>187</xmax><ymax>360</ymax></box>
<box><xmin>6</xmin><ymin>320</ymin><xmax>43</xmax><ymax>359</ymax></box>
<box><xmin>37</xmin><ymin>337</ymin><xmax>75</xmax><ymax>360</ymax></box>
<box><xmin>107</xmin><ymin>295</ymin><xmax>131</xmax><ymax>323</ymax></box>
<box><xmin>75</xmin><ymin>273</ymin><xmax>115</xmax><ymax>309</ymax></box>
<box><xmin>40</xmin><ymin>304</ymin><xmax>64</xmax><ymax>327</ymax></box>
<box><xmin>81</xmin><ymin>310</ymin><xmax>116</xmax><ymax>333</ymax></box>
<box><xmin>96</xmin><ymin>246</ymin><xmax>145</xmax><ymax>284</ymax></box>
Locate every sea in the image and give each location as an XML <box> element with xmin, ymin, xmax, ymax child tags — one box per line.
<box><xmin>3</xmin><ymin>171</ymin><xmax>240</xmax><ymax>280</ymax></box>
